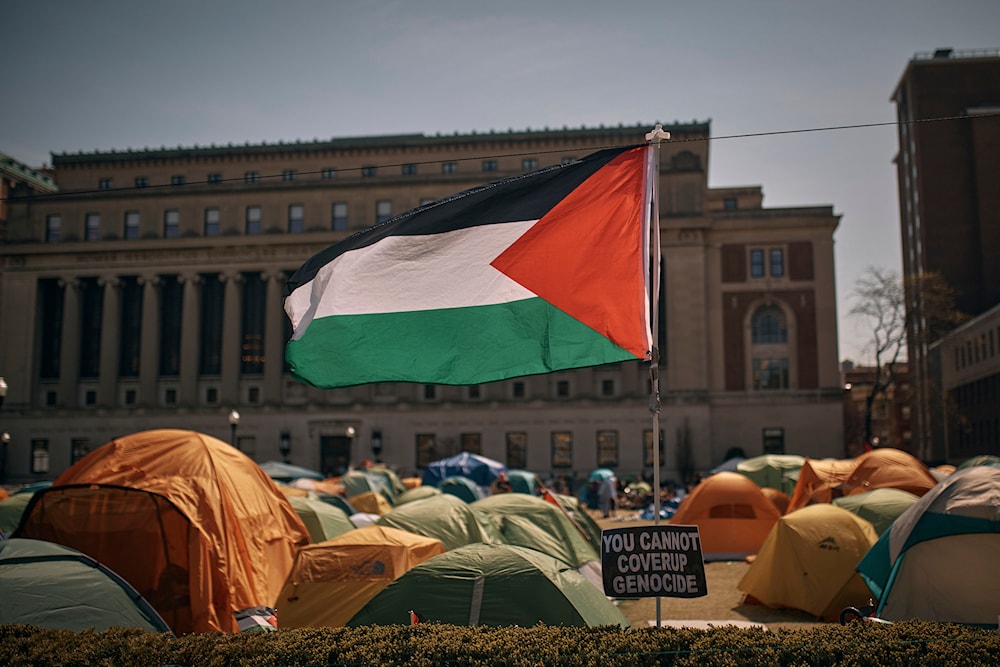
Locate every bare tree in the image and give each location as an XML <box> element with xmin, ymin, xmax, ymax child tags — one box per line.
<box><xmin>850</xmin><ymin>267</ymin><xmax>906</xmax><ymax>447</ymax></box>
<box><xmin>850</xmin><ymin>267</ymin><xmax>968</xmax><ymax>447</ymax></box>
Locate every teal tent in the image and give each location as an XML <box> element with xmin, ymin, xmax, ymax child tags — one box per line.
<box><xmin>956</xmin><ymin>454</ymin><xmax>1000</xmax><ymax>470</ymax></box>
<box><xmin>858</xmin><ymin>465</ymin><xmax>1000</xmax><ymax>625</ymax></box>
<box><xmin>347</xmin><ymin>543</ymin><xmax>629</xmax><ymax>628</ymax></box>
<box><xmin>439</xmin><ymin>475</ymin><xmax>484</xmax><ymax>503</ymax></box>
<box><xmin>259</xmin><ymin>461</ymin><xmax>324</xmax><ymax>483</ymax></box>
<box><xmin>0</xmin><ymin>493</ymin><xmax>33</xmax><ymax>537</ymax></box>
<box><xmin>507</xmin><ymin>469</ymin><xmax>540</xmax><ymax>495</ymax></box>
<box><xmin>377</xmin><ymin>493</ymin><xmax>501</xmax><ymax>550</ymax></box>
<box><xmin>0</xmin><ymin>538</ymin><xmax>172</xmax><ymax>633</ymax></box>
<box><xmin>340</xmin><ymin>470</ymin><xmax>394</xmax><ymax>503</ymax></box>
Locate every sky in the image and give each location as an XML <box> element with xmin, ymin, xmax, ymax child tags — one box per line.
<box><xmin>4</xmin><ymin>0</ymin><xmax>999</xmax><ymax>363</ymax></box>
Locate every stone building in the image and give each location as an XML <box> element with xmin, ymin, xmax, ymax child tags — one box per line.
<box><xmin>0</xmin><ymin>122</ymin><xmax>843</xmax><ymax>486</ymax></box>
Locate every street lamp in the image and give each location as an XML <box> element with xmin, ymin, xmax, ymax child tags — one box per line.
<box><xmin>0</xmin><ymin>377</ymin><xmax>7</xmax><ymax>411</ymax></box>
<box><xmin>279</xmin><ymin>432</ymin><xmax>291</xmax><ymax>463</ymax></box>
<box><xmin>1</xmin><ymin>432</ymin><xmax>9</xmax><ymax>486</ymax></box>
<box><xmin>228</xmin><ymin>409</ymin><xmax>240</xmax><ymax>447</ymax></box>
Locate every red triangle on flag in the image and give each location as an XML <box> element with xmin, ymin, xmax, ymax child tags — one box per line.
<box><xmin>491</xmin><ymin>146</ymin><xmax>650</xmax><ymax>358</ymax></box>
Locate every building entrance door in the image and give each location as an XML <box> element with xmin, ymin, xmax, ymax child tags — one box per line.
<box><xmin>320</xmin><ymin>435</ymin><xmax>353</xmax><ymax>477</ymax></box>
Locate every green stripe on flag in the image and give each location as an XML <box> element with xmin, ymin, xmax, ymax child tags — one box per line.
<box><xmin>287</xmin><ymin>298</ymin><xmax>638</xmax><ymax>388</ymax></box>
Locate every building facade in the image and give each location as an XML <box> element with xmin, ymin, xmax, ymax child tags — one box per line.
<box><xmin>892</xmin><ymin>48</ymin><xmax>1000</xmax><ymax>461</ymax></box>
<box><xmin>0</xmin><ymin>123</ymin><xmax>843</xmax><ymax>487</ymax></box>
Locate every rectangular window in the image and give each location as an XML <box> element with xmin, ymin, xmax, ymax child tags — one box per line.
<box><xmin>205</xmin><ymin>386</ymin><xmax>218</xmax><ymax>404</ymax></box>
<box><xmin>461</xmin><ymin>433</ymin><xmax>482</xmax><ymax>454</ymax></box>
<box><xmin>601</xmin><ymin>379</ymin><xmax>615</xmax><ymax>397</ymax></box>
<box><xmin>45</xmin><ymin>215</ymin><xmax>61</xmax><ymax>242</ymax></box>
<box><xmin>416</xmin><ymin>433</ymin><xmax>436</xmax><ymax>468</ymax></box>
<box><xmin>752</xmin><ymin>358</ymin><xmax>789</xmax><ymax>390</ymax></box>
<box><xmin>282</xmin><ymin>169</ymin><xmax>297</xmax><ymax>182</ymax></box>
<box><xmin>521</xmin><ymin>158</ymin><xmax>538</xmax><ymax>172</ymax></box>
<box><xmin>71</xmin><ymin>438</ymin><xmax>90</xmax><ymax>463</ymax></box>
<box><xmin>321</xmin><ymin>167</ymin><xmax>336</xmax><ymax>179</ymax></box>
<box><xmin>247</xmin><ymin>386</ymin><xmax>261</xmax><ymax>403</ymax></box>
<box><xmin>45</xmin><ymin>391</ymin><xmax>57</xmax><ymax>406</ymax></box>
<box><xmin>288</xmin><ymin>204</ymin><xmax>305</xmax><ymax>233</ymax></box>
<box><xmin>207</xmin><ymin>172</ymin><xmax>222</xmax><ymax>184</ymax></box>
<box><xmin>124</xmin><ymin>388</ymin><xmax>137</xmax><ymax>405</ymax></box>
<box><xmin>199</xmin><ymin>273</ymin><xmax>224</xmax><ymax>375</ymax></box>
<box><xmin>442</xmin><ymin>161</ymin><xmax>458</xmax><ymax>174</ymax></box>
<box><xmin>467</xmin><ymin>384</ymin><xmax>481</xmax><ymax>400</ymax></box>
<box><xmin>163</xmin><ymin>210</ymin><xmax>179</xmax><ymax>238</ymax></box>
<box><xmin>724</xmin><ymin>198</ymin><xmax>738</xmax><ymax>210</ymax></box>
<box><xmin>482</xmin><ymin>160</ymin><xmax>497</xmax><ymax>172</ymax></box>
<box><xmin>204</xmin><ymin>208</ymin><xmax>220</xmax><ymax>236</ymax></box>
<box><xmin>769</xmin><ymin>248</ymin><xmax>785</xmax><ymax>277</ymax></box>
<box><xmin>556</xmin><ymin>380</ymin><xmax>570</xmax><ymax>398</ymax></box>
<box><xmin>171</xmin><ymin>175</ymin><xmax>185</xmax><ymax>186</ymax></box>
<box><xmin>135</xmin><ymin>176</ymin><xmax>149</xmax><ymax>188</ymax></box>
<box><xmin>401</xmin><ymin>164</ymin><xmax>417</xmax><ymax>176</ymax></box>
<box><xmin>240</xmin><ymin>272</ymin><xmax>266</xmax><ymax>375</ymax></box>
<box><xmin>376</xmin><ymin>200</ymin><xmax>392</xmax><ymax>224</ymax></box>
<box><xmin>749</xmin><ymin>249</ymin><xmax>765</xmax><ymax>278</ymax></box>
<box><xmin>124</xmin><ymin>211</ymin><xmax>140</xmax><ymax>239</ymax></box>
<box><xmin>85</xmin><ymin>212</ymin><xmax>101</xmax><ymax>241</ymax></box>
<box><xmin>84</xmin><ymin>390</ymin><xmax>97</xmax><ymax>406</ymax></box>
<box><xmin>643</xmin><ymin>429</ymin><xmax>665</xmax><ymax>467</ymax></box>
<box><xmin>512</xmin><ymin>381</ymin><xmax>525</xmax><ymax>399</ymax></box>
<box><xmin>244</xmin><ymin>171</ymin><xmax>259</xmax><ymax>184</ymax></box>
<box><xmin>79</xmin><ymin>278</ymin><xmax>103</xmax><ymax>378</ymax></box>
<box><xmin>506</xmin><ymin>432</ymin><xmax>527</xmax><ymax>469</ymax></box>
<box><xmin>762</xmin><ymin>427</ymin><xmax>785</xmax><ymax>454</ymax></box>
<box><xmin>164</xmin><ymin>388</ymin><xmax>177</xmax><ymax>405</ymax></box>
<box><xmin>246</xmin><ymin>206</ymin><xmax>262</xmax><ymax>235</ymax></box>
<box><xmin>597</xmin><ymin>430</ymin><xmax>619</xmax><ymax>468</ymax></box>
<box><xmin>561</xmin><ymin>156</ymin><xmax>578</xmax><ymax>164</ymax></box>
<box><xmin>38</xmin><ymin>278</ymin><xmax>64</xmax><ymax>380</ymax></box>
<box><xmin>332</xmin><ymin>202</ymin><xmax>348</xmax><ymax>230</ymax></box>
<box><xmin>118</xmin><ymin>276</ymin><xmax>142</xmax><ymax>378</ymax></box>
<box><xmin>361</xmin><ymin>166</ymin><xmax>377</xmax><ymax>178</ymax></box>
<box><xmin>551</xmin><ymin>431</ymin><xmax>573</xmax><ymax>469</ymax></box>
<box><xmin>99</xmin><ymin>178</ymin><xmax>112</xmax><ymax>190</ymax></box>
<box><xmin>31</xmin><ymin>439</ymin><xmax>50</xmax><ymax>474</ymax></box>
<box><xmin>422</xmin><ymin>384</ymin><xmax>437</xmax><ymax>400</ymax></box>
<box><xmin>159</xmin><ymin>275</ymin><xmax>182</xmax><ymax>376</ymax></box>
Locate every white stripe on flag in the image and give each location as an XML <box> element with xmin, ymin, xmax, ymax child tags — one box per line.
<box><xmin>286</xmin><ymin>220</ymin><xmax>538</xmax><ymax>328</ymax></box>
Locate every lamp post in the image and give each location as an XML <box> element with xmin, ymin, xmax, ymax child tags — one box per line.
<box><xmin>228</xmin><ymin>409</ymin><xmax>240</xmax><ymax>447</ymax></box>
<box><xmin>0</xmin><ymin>378</ymin><xmax>7</xmax><ymax>485</ymax></box>
<box><xmin>371</xmin><ymin>430</ymin><xmax>383</xmax><ymax>463</ymax></box>
<box><xmin>279</xmin><ymin>432</ymin><xmax>291</xmax><ymax>464</ymax></box>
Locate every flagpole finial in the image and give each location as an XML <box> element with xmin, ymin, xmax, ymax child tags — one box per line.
<box><xmin>645</xmin><ymin>123</ymin><xmax>671</xmax><ymax>143</ymax></box>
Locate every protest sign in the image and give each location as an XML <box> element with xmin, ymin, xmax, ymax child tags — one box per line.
<box><xmin>601</xmin><ymin>524</ymin><xmax>707</xmax><ymax>598</ymax></box>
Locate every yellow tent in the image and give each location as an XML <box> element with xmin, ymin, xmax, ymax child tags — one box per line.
<box><xmin>277</xmin><ymin>525</ymin><xmax>445</xmax><ymax>628</ymax></box>
<box><xmin>737</xmin><ymin>504</ymin><xmax>878</xmax><ymax>619</ymax></box>
<box><xmin>15</xmin><ymin>429</ymin><xmax>309</xmax><ymax>634</ymax></box>
<box><xmin>349</xmin><ymin>490</ymin><xmax>393</xmax><ymax>515</ymax></box>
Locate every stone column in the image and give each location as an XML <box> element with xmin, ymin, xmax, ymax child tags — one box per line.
<box><xmin>138</xmin><ymin>275</ymin><xmax>161</xmax><ymax>406</ymax></box>
<box><xmin>57</xmin><ymin>277</ymin><xmax>80</xmax><ymax>408</ymax></box>
<box><xmin>97</xmin><ymin>275</ymin><xmax>121</xmax><ymax>407</ymax></box>
<box><xmin>263</xmin><ymin>270</ymin><xmax>287</xmax><ymax>405</ymax></box>
<box><xmin>220</xmin><ymin>271</ymin><xmax>244</xmax><ymax>405</ymax></box>
<box><xmin>178</xmin><ymin>273</ymin><xmax>201</xmax><ymax>406</ymax></box>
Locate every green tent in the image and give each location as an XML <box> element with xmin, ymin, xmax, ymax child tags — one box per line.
<box><xmin>439</xmin><ymin>475</ymin><xmax>484</xmax><ymax>503</ymax></box>
<box><xmin>833</xmin><ymin>487</ymin><xmax>920</xmax><ymax>535</ymax></box>
<box><xmin>956</xmin><ymin>454</ymin><xmax>1000</xmax><ymax>470</ymax></box>
<box><xmin>394</xmin><ymin>485</ymin><xmax>441</xmax><ymax>506</ymax></box>
<box><xmin>0</xmin><ymin>493</ymin><xmax>33</xmax><ymax>536</ymax></box>
<box><xmin>376</xmin><ymin>493</ymin><xmax>502</xmax><ymax>550</ymax></box>
<box><xmin>0</xmin><ymin>538</ymin><xmax>172</xmax><ymax>633</ymax></box>
<box><xmin>339</xmin><ymin>470</ymin><xmax>394</xmax><ymax>504</ymax></box>
<box><xmin>736</xmin><ymin>454</ymin><xmax>805</xmax><ymax>495</ymax></box>
<box><xmin>506</xmin><ymin>469</ymin><xmax>540</xmax><ymax>495</ymax></box>
<box><xmin>555</xmin><ymin>493</ymin><xmax>603</xmax><ymax>548</ymax></box>
<box><xmin>289</xmin><ymin>494</ymin><xmax>356</xmax><ymax>542</ymax></box>
<box><xmin>347</xmin><ymin>543</ymin><xmax>630</xmax><ymax>628</ymax></box>
<box><xmin>368</xmin><ymin>465</ymin><xmax>408</xmax><ymax>498</ymax></box>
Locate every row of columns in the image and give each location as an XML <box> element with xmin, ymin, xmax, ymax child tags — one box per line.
<box><xmin>49</xmin><ymin>270</ymin><xmax>289</xmax><ymax>409</ymax></box>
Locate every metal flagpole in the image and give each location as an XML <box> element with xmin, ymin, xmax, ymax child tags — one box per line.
<box><xmin>644</xmin><ymin>123</ymin><xmax>669</xmax><ymax>627</ymax></box>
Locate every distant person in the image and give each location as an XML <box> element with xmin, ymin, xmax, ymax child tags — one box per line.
<box><xmin>598</xmin><ymin>475</ymin><xmax>617</xmax><ymax>518</ymax></box>
<box><xmin>491</xmin><ymin>472</ymin><xmax>512</xmax><ymax>494</ymax></box>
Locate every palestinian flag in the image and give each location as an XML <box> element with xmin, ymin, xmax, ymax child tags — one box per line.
<box><xmin>284</xmin><ymin>144</ymin><xmax>654</xmax><ymax>388</ymax></box>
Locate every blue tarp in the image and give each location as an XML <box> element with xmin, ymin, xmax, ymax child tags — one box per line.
<box><xmin>422</xmin><ymin>452</ymin><xmax>506</xmax><ymax>488</ymax></box>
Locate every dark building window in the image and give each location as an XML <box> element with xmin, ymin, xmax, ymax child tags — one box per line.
<box><xmin>512</xmin><ymin>381</ymin><xmax>525</xmax><ymax>398</ymax></box>
<box><xmin>461</xmin><ymin>433</ymin><xmax>482</xmax><ymax>454</ymax></box>
<box><xmin>99</xmin><ymin>178</ymin><xmax>112</xmax><ymax>190</ymax></box>
<box><xmin>71</xmin><ymin>438</ymin><xmax>90</xmax><ymax>463</ymax></box>
<box><xmin>163</xmin><ymin>210</ymin><xmax>179</xmax><ymax>238</ymax></box>
<box><xmin>31</xmin><ymin>439</ymin><xmax>50</xmax><ymax>474</ymax></box>
<box><xmin>282</xmin><ymin>169</ymin><xmax>297</xmax><ymax>182</ymax></box>
<box><xmin>240</xmin><ymin>272</ymin><xmax>266</xmax><ymax>375</ymax></box>
<box><xmin>244</xmin><ymin>171</ymin><xmax>259</xmax><ymax>184</ymax></box>
<box><xmin>752</xmin><ymin>306</ymin><xmax>788</xmax><ymax>344</ymax></box>
<box><xmin>442</xmin><ymin>161</ymin><xmax>458</xmax><ymax>174</ymax></box>
<box><xmin>402</xmin><ymin>164</ymin><xmax>417</xmax><ymax>176</ymax></box>
<box><xmin>207</xmin><ymin>173</ymin><xmax>222</xmax><ymax>184</ymax></box>
<box><xmin>204</xmin><ymin>208</ymin><xmax>220</xmax><ymax>237</ymax></box>
<box><xmin>770</xmin><ymin>248</ymin><xmax>785</xmax><ymax>277</ymax></box>
<box><xmin>171</xmin><ymin>175</ymin><xmax>185</xmax><ymax>186</ymax></box>
<box><xmin>521</xmin><ymin>158</ymin><xmax>538</xmax><ymax>171</ymax></box>
<box><xmin>124</xmin><ymin>211</ymin><xmax>140</xmax><ymax>240</ymax></box>
<box><xmin>376</xmin><ymin>200</ymin><xmax>392</xmax><ymax>224</ymax></box>
<box><xmin>724</xmin><ymin>198</ymin><xmax>738</xmax><ymax>210</ymax></box>
<box><xmin>79</xmin><ymin>277</ymin><xmax>103</xmax><ymax>379</ymax></box>
<box><xmin>321</xmin><ymin>167</ymin><xmax>336</xmax><ymax>179</ymax></box>
<box><xmin>199</xmin><ymin>274</ymin><xmax>224</xmax><ymax>375</ymax></box>
<box><xmin>118</xmin><ymin>277</ymin><xmax>142</xmax><ymax>378</ymax></box>
<box><xmin>134</xmin><ymin>177</ymin><xmax>148</xmax><ymax>188</ymax></box>
<box><xmin>159</xmin><ymin>275</ymin><xmax>182</xmax><ymax>376</ymax></box>
<box><xmin>361</xmin><ymin>166</ymin><xmax>377</xmax><ymax>178</ymax></box>
<box><xmin>85</xmin><ymin>213</ymin><xmax>101</xmax><ymax>240</ymax></box>
<box><xmin>506</xmin><ymin>432</ymin><xmax>527</xmax><ymax>469</ymax></box>
<box><xmin>38</xmin><ymin>279</ymin><xmax>64</xmax><ymax>380</ymax></box>
<box><xmin>332</xmin><ymin>202</ymin><xmax>348</xmax><ymax>230</ymax></box>
<box><xmin>45</xmin><ymin>215</ymin><xmax>61</xmax><ymax>243</ymax></box>
<box><xmin>246</xmin><ymin>206</ymin><xmax>262</xmax><ymax>235</ymax></box>
<box><xmin>750</xmin><ymin>249</ymin><xmax>765</xmax><ymax>278</ymax></box>
<box><xmin>482</xmin><ymin>160</ymin><xmax>497</xmax><ymax>172</ymax></box>
<box><xmin>288</xmin><ymin>204</ymin><xmax>304</xmax><ymax>232</ymax></box>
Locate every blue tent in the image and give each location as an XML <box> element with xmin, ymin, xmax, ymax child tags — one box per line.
<box><xmin>422</xmin><ymin>452</ymin><xmax>506</xmax><ymax>488</ymax></box>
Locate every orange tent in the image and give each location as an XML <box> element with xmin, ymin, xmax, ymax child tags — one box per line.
<box><xmin>14</xmin><ymin>429</ymin><xmax>309</xmax><ymax>634</ymax></box>
<box><xmin>277</xmin><ymin>525</ymin><xmax>445</xmax><ymax>628</ymax></box>
<box><xmin>760</xmin><ymin>487</ymin><xmax>790</xmax><ymax>515</ymax></box>
<box><xmin>787</xmin><ymin>449</ymin><xmax>937</xmax><ymax>513</ymax></box>
<box><xmin>669</xmin><ymin>472</ymin><xmax>782</xmax><ymax>560</ymax></box>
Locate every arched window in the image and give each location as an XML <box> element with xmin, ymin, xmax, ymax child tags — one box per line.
<box><xmin>752</xmin><ymin>306</ymin><xmax>787</xmax><ymax>344</ymax></box>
